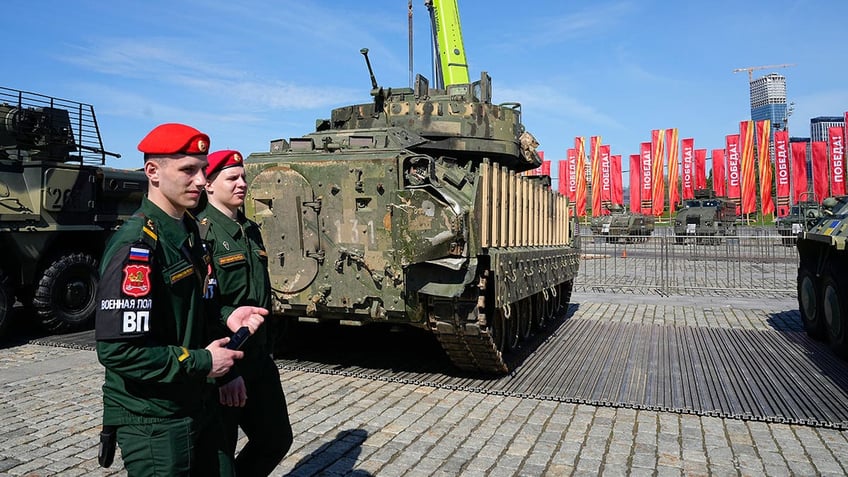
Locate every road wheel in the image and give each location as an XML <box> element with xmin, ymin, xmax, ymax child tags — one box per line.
<box><xmin>33</xmin><ymin>253</ymin><xmax>99</xmax><ymax>333</ymax></box>
<box><xmin>489</xmin><ymin>307</ymin><xmax>506</xmax><ymax>353</ymax></box>
<box><xmin>505</xmin><ymin>303</ymin><xmax>519</xmax><ymax>351</ymax></box>
<box><xmin>822</xmin><ymin>274</ymin><xmax>847</xmax><ymax>358</ymax></box>
<box><xmin>0</xmin><ymin>270</ymin><xmax>14</xmax><ymax>338</ymax></box>
<box><xmin>518</xmin><ymin>297</ymin><xmax>532</xmax><ymax>340</ymax></box>
<box><xmin>558</xmin><ymin>280</ymin><xmax>574</xmax><ymax>316</ymax></box>
<box><xmin>533</xmin><ymin>292</ymin><xmax>547</xmax><ymax>331</ymax></box>
<box><xmin>797</xmin><ymin>267</ymin><xmax>825</xmax><ymax>339</ymax></box>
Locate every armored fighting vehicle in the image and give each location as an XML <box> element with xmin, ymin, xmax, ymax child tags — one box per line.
<box><xmin>797</xmin><ymin>195</ymin><xmax>848</xmax><ymax>359</ymax></box>
<box><xmin>673</xmin><ymin>189</ymin><xmax>738</xmax><ymax>244</ymax></box>
<box><xmin>0</xmin><ymin>87</ymin><xmax>146</xmax><ymax>337</ymax></box>
<box><xmin>589</xmin><ymin>203</ymin><xmax>654</xmax><ymax>242</ymax></box>
<box><xmin>242</xmin><ymin>51</ymin><xmax>580</xmax><ymax>374</ymax></box>
<box><xmin>775</xmin><ymin>200</ymin><xmax>821</xmax><ymax>245</ymax></box>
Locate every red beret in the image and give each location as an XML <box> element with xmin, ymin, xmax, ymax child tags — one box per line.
<box><xmin>205</xmin><ymin>150</ymin><xmax>244</xmax><ymax>177</ymax></box>
<box><xmin>137</xmin><ymin>123</ymin><xmax>210</xmax><ymax>156</ymax></box>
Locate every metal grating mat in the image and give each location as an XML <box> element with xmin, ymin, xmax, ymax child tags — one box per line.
<box><xmin>25</xmin><ymin>318</ymin><xmax>848</xmax><ymax>429</ymax></box>
<box><xmin>275</xmin><ymin>318</ymin><xmax>848</xmax><ymax>429</ymax></box>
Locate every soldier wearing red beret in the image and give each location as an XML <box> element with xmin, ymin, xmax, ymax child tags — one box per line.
<box><xmin>199</xmin><ymin>149</ymin><xmax>293</xmax><ymax>476</ymax></box>
<box><xmin>95</xmin><ymin>124</ymin><xmax>268</xmax><ymax>476</ymax></box>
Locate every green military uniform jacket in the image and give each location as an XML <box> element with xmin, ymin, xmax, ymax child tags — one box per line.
<box><xmin>198</xmin><ymin>205</ymin><xmax>271</xmax><ymax>372</ymax></box>
<box><xmin>96</xmin><ymin>196</ymin><xmax>214</xmax><ymax>425</ymax></box>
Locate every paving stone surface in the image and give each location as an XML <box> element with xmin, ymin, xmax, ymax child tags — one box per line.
<box><xmin>1</xmin><ymin>292</ymin><xmax>846</xmax><ymax>476</ymax></box>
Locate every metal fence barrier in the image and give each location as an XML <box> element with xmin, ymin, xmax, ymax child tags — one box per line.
<box><xmin>576</xmin><ymin>226</ymin><xmax>798</xmax><ymax>297</ymax></box>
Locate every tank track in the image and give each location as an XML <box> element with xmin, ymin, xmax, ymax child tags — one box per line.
<box><xmin>429</xmin><ymin>294</ymin><xmax>508</xmax><ymax>374</ymax></box>
<box><xmin>429</xmin><ymin>274</ymin><xmax>574</xmax><ymax>375</ymax></box>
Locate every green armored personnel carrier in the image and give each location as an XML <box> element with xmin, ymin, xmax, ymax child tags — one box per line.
<box><xmin>775</xmin><ymin>200</ymin><xmax>821</xmax><ymax>245</ymax></box>
<box><xmin>673</xmin><ymin>189</ymin><xmax>737</xmax><ymax>244</ymax></box>
<box><xmin>797</xmin><ymin>195</ymin><xmax>848</xmax><ymax>359</ymax></box>
<box><xmin>0</xmin><ymin>87</ymin><xmax>146</xmax><ymax>336</ymax></box>
<box><xmin>589</xmin><ymin>203</ymin><xmax>654</xmax><ymax>243</ymax></box>
<box><xmin>242</xmin><ymin>49</ymin><xmax>580</xmax><ymax>374</ymax></box>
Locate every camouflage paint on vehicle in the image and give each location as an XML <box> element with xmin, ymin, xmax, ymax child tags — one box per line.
<box><xmin>0</xmin><ymin>87</ymin><xmax>147</xmax><ymax>336</ymax></box>
<box><xmin>673</xmin><ymin>189</ymin><xmax>737</xmax><ymax>244</ymax></box>
<box><xmin>589</xmin><ymin>203</ymin><xmax>655</xmax><ymax>243</ymax></box>
<box><xmin>243</xmin><ymin>55</ymin><xmax>580</xmax><ymax>374</ymax></box>
<box><xmin>796</xmin><ymin>195</ymin><xmax>848</xmax><ymax>359</ymax></box>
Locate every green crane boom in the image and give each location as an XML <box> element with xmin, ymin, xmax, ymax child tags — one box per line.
<box><xmin>426</xmin><ymin>0</ymin><xmax>470</xmax><ymax>88</ymax></box>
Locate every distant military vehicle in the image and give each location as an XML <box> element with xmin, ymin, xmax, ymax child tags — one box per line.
<box><xmin>0</xmin><ymin>87</ymin><xmax>146</xmax><ymax>337</ymax></box>
<box><xmin>796</xmin><ymin>195</ymin><xmax>848</xmax><ymax>359</ymax></box>
<box><xmin>589</xmin><ymin>203</ymin><xmax>655</xmax><ymax>242</ymax></box>
<box><xmin>775</xmin><ymin>200</ymin><xmax>821</xmax><ymax>245</ymax></box>
<box><xmin>673</xmin><ymin>189</ymin><xmax>738</xmax><ymax>244</ymax></box>
<box><xmin>241</xmin><ymin>47</ymin><xmax>580</xmax><ymax>374</ymax></box>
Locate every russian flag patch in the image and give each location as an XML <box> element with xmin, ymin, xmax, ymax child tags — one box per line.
<box><xmin>129</xmin><ymin>247</ymin><xmax>150</xmax><ymax>262</ymax></box>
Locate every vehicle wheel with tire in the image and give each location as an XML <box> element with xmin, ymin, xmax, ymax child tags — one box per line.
<box><xmin>33</xmin><ymin>253</ymin><xmax>99</xmax><ymax>333</ymax></box>
<box><xmin>0</xmin><ymin>269</ymin><xmax>14</xmax><ymax>338</ymax></box>
<box><xmin>797</xmin><ymin>267</ymin><xmax>825</xmax><ymax>339</ymax></box>
<box><xmin>821</xmin><ymin>274</ymin><xmax>847</xmax><ymax>358</ymax></box>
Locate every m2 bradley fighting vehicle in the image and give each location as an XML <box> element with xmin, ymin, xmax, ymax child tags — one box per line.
<box><xmin>0</xmin><ymin>87</ymin><xmax>146</xmax><ymax>337</ymax></box>
<box><xmin>589</xmin><ymin>203</ymin><xmax>654</xmax><ymax>243</ymax></box>
<box><xmin>242</xmin><ymin>8</ymin><xmax>580</xmax><ymax>374</ymax></box>
<box><xmin>796</xmin><ymin>195</ymin><xmax>848</xmax><ymax>359</ymax></box>
<box><xmin>673</xmin><ymin>189</ymin><xmax>738</xmax><ymax>244</ymax></box>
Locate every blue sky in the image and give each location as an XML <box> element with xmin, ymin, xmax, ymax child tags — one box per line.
<box><xmin>4</xmin><ymin>0</ymin><xmax>847</xmax><ymax>187</ymax></box>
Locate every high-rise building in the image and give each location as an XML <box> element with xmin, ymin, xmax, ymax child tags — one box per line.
<box><xmin>749</xmin><ymin>73</ymin><xmax>788</xmax><ymax>132</ymax></box>
<box><xmin>810</xmin><ymin>116</ymin><xmax>844</xmax><ymax>142</ymax></box>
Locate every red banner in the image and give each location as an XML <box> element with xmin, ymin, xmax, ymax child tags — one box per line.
<box><xmin>726</xmin><ymin>134</ymin><xmax>741</xmax><ymax>214</ymax></box>
<box><xmin>540</xmin><ymin>159</ymin><xmax>551</xmax><ymax>178</ymax></box>
<box><xmin>774</xmin><ymin>131</ymin><xmax>790</xmax><ymax>216</ymax></box>
<box><xmin>756</xmin><ymin>120</ymin><xmax>775</xmax><ymax>215</ymax></box>
<box><xmin>600</xmin><ymin>144</ymin><xmax>612</xmax><ymax>213</ymax></box>
<box><xmin>666</xmin><ymin>128</ymin><xmax>679</xmax><ymax>214</ymax></box>
<box><xmin>695</xmin><ymin>149</ymin><xmax>707</xmax><ymax>191</ymax></box>
<box><xmin>640</xmin><ymin>142</ymin><xmax>652</xmax><ymax>213</ymax></box>
<box><xmin>712</xmin><ymin>149</ymin><xmax>726</xmax><ymax>197</ymax></box>
<box><xmin>565</xmin><ymin>148</ymin><xmax>577</xmax><ymax>202</ymax></box>
<box><xmin>629</xmin><ymin>154</ymin><xmax>641</xmax><ymax>213</ymax></box>
<box><xmin>695</xmin><ymin>149</ymin><xmax>707</xmax><ymax>190</ymax></box>
<box><xmin>590</xmin><ymin>136</ymin><xmax>601</xmax><ymax>217</ymax></box>
<box><xmin>611</xmin><ymin>154</ymin><xmax>623</xmax><ymax>206</ymax></box>
<box><xmin>829</xmin><ymin>126</ymin><xmax>845</xmax><ymax>196</ymax></box>
<box><xmin>575</xmin><ymin>137</ymin><xmax>587</xmax><ymax>217</ymax></box>
<box><xmin>651</xmin><ymin>129</ymin><xmax>665</xmax><ymax>216</ymax></box>
<box><xmin>812</xmin><ymin>141</ymin><xmax>829</xmax><ymax>202</ymax></box>
<box><xmin>558</xmin><ymin>159</ymin><xmax>569</xmax><ymax>196</ymax></box>
<box><xmin>681</xmin><ymin>138</ymin><xmax>695</xmax><ymax>199</ymax></box>
<box><xmin>791</xmin><ymin>141</ymin><xmax>808</xmax><ymax>204</ymax></box>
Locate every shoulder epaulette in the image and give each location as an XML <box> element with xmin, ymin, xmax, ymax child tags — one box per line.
<box><xmin>133</xmin><ymin>212</ymin><xmax>158</xmax><ymax>250</ymax></box>
<box><xmin>198</xmin><ymin>217</ymin><xmax>211</xmax><ymax>241</ymax></box>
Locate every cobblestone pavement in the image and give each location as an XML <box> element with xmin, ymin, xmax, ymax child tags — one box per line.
<box><xmin>1</xmin><ymin>293</ymin><xmax>847</xmax><ymax>476</ymax></box>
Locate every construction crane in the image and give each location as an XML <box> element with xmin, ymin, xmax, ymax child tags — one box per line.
<box><xmin>732</xmin><ymin>63</ymin><xmax>796</xmax><ymax>82</ymax></box>
<box><xmin>425</xmin><ymin>0</ymin><xmax>470</xmax><ymax>89</ymax></box>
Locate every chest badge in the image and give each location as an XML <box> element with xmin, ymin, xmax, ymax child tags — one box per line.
<box><xmin>123</xmin><ymin>264</ymin><xmax>152</xmax><ymax>297</ymax></box>
<box><xmin>222</xmin><ymin>241</ymin><xmax>230</xmax><ymax>251</ymax></box>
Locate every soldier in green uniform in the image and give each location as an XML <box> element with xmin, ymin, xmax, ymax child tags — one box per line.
<box><xmin>95</xmin><ymin>124</ymin><xmax>268</xmax><ymax>477</ymax></box>
<box><xmin>198</xmin><ymin>149</ymin><xmax>293</xmax><ymax>476</ymax></box>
